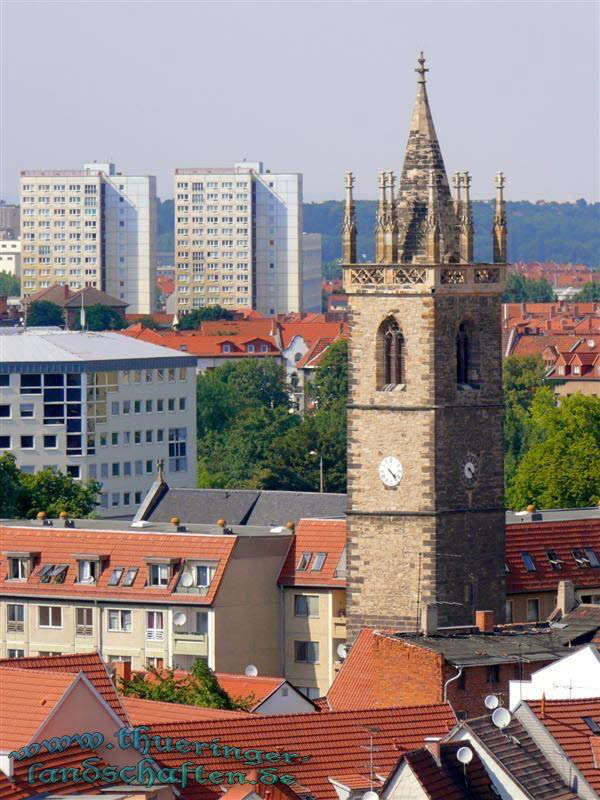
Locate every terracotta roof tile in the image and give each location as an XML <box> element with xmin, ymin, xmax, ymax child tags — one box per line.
<box><xmin>215</xmin><ymin>673</ymin><xmax>286</xmax><ymax>708</ymax></box>
<box><xmin>402</xmin><ymin>743</ymin><xmax>496</xmax><ymax>799</ymax></box>
<box><xmin>325</xmin><ymin>629</ymin><xmax>379</xmax><ymax>711</ymax></box>
<box><xmin>278</xmin><ymin>519</ymin><xmax>346</xmax><ymax>588</ymax></box>
<box><xmin>121</xmin><ymin>695</ymin><xmax>251</xmax><ymax>724</ymax></box>
<box><xmin>147</xmin><ymin>704</ymin><xmax>456</xmax><ymax>800</ymax></box>
<box><xmin>505</xmin><ymin>519</ymin><xmax>600</xmax><ymax>593</ymax></box>
<box><xmin>0</xmin><ymin>746</ymin><xmax>108</xmax><ymax>800</ymax></box>
<box><xmin>527</xmin><ymin>698</ymin><xmax>600</xmax><ymax>793</ymax></box>
<box><xmin>0</xmin><ymin>667</ymin><xmax>76</xmax><ymax>749</ymax></box>
<box><xmin>0</xmin><ymin>650</ymin><xmax>128</xmax><ymax>722</ymax></box>
<box><xmin>0</xmin><ymin>525</ymin><xmax>236</xmax><ymax>605</ymax></box>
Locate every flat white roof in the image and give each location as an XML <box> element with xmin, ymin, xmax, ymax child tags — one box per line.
<box><xmin>0</xmin><ymin>329</ymin><xmax>193</xmax><ymax>365</ymax></box>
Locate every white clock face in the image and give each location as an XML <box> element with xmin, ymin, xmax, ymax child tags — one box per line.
<box><xmin>461</xmin><ymin>453</ymin><xmax>479</xmax><ymax>485</ymax></box>
<box><xmin>379</xmin><ymin>456</ymin><xmax>403</xmax><ymax>487</ymax></box>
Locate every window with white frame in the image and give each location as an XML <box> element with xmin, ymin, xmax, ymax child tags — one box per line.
<box><xmin>148</xmin><ymin>563</ymin><xmax>169</xmax><ymax>587</ymax></box>
<box><xmin>39</xmin><ymin>606</ymin><xmax>62</xmax><ymax>628</ymax></box>
<box><xmin>108</xmin><ymin>609</ymin><xmax>132</xmax><ymax>632</ymax></box>
<box><xmin>146</xmin><ymin>611</ymin><xmax>164</xmax><ymax>641</ymax></box>
<box><xmin>7</xmin><ymin>603</ymin><xmax>24</xmax><ymax>631</ymax></box>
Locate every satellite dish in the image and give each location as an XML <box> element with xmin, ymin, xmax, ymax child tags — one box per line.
<box><xmin>456</xmin><ymin>746</ymin><xmax>473</xmax><ymax>765</ymax></box>
<box><xmin>180</xmin><ymin>572</ymin><xmax>194</xmax><ymax>588</ymax></box>
<box><xmin>337</xmin><ymin>643</ymin><xmax>348</xmax><ymax>660</ymax></box>
<box><xmin>492</xmin><ymin>707</ymin><xmax>512</xmax><ymax>730</ymax></box>
<box><xmin>484</xmin><ymin>694</ymin><xmax>499</xmax><ymax>710</ymax></box>
<box><xmin>362</xmin><ymin>791</ymin><xmax>378</xmax><ymax>800</ymax></box>
<box><xmin>270</xmin><ymin>526</ymin><xmax>285</xmax><ymax>533</ymax></box>
<box><xmin>245</xmin><ymin>664</ymin><xmax>258</xmax><ymax>677</ymax></box>
<box><xmin>173</xmin><ymin>612</ymin><xmax>187</xmax><ymax>626</ymax></box>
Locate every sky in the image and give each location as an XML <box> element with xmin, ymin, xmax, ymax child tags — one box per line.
<box><xmin>1</xmin><ymin>1</ymin><xmax>598</xmax><ymax>203</ymax></box>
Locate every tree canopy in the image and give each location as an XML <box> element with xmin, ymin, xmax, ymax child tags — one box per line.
<box><xmin>0</xmin><ymin>454</ymin><xmax>100</xmax><ymax>518</ymax></box>
<box><xmin>0</xmin><ymin>271</ymin><xmax>20</xmax><ymax>296</ymax></box>
<box><xmin>178</xmin><ymin>306</ymin><xmax>234</xmax><ymax>330</ymax></box>
<box><xmin>577</xmin><ymin>281</ymin><xmax>600</xmax><ymax>301</ymax></box>
<box><xmin>501</xmin><ymin>273</ymin><xmax>555</xmax><ymax>303</ymax></box>
<box><xmin>73</xmin><ymin>304</ymin><xmax>126</xmax><ymax>331</ymax></box>
<box><xmin>27</xmin><ymin>300</ymin><xmax>64</xmax><ymax>327</ymax></box>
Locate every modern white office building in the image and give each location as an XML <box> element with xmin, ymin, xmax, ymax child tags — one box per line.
<box><xmin>301</xmin><ymin>233</ymin><xmax>323</xmax><ymax>312</ymax></box>
<box><xmin>0</xmin><ymin>329</ymin><xmax>197</xmax><ymax>516</ymax></box>
<box><xmin>174</xmin><ymin>161</ymin><xmax>303</xmax><ymax>316</ymax></box>
<box><xmin>19</xmin><ymin>162</ymin><xmax>156</xmax><ymax>313</ymax></box>
<box><xmin>0</xmin><ymin>239</ymin><xmax>21</xmax><ymax>278</ymax></box>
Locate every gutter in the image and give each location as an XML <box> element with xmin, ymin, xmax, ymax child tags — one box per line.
<box><xmin>443</xmin><ymin>665</ymin><xmax>464</xmax><ymax>702</ymax></box>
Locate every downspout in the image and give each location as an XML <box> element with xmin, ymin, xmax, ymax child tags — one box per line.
<box><xmin>443</xmin><ymin>665</ymin><xmax>463</xmax><ymax>702</ymax></box>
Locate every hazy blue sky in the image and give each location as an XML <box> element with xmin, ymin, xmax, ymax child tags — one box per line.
<box><xmin>2</xmin><ymin>1</ymin><xmax>598</xmax><ymax>202</ymax></box>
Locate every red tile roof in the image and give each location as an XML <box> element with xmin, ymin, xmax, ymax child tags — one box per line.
<box><xmin>0</xmin><ymin>667</ymin><xmax>77</xmax><ymax>749</ymax></box>
<box><xmin>325</xmin><ymin>629</ymin><xmax>380</xmax><ymax>711</ymax></box>
<box><xmin>400</xmin><ymin>743</ymin><xmax>496</xmax><ymax>799</ymax></box>
<box><xmin>0</xmin><ymin>650</ymin><xmax>128</xmax><ymax>722</ymax></box>
<box><xmin>527</xmin><ymin>698</ymin><xmax>600</xmax><ymax>794</ymax></box>
<box><xmin>0</xmin><ymin>525</ymin><xmax>236</xmax><ymax>605</ymax></box>
<box><xmin>505</xmin><ymin>519</ymin><xmax>600</xmax><ymax>593</ymax></box>
<box><xmin>121</xmin><ymin>695</ymin><xmax>251</xmax><ymax>724</ymax></box>
<box><xmin>278</xmin><ymin>519</ymin><xmax>346</xmax><ymax>588</ymax></box>
<box><xmin>0</xmin><ymin>746</ymin><xmax>108</xmax><ymax>800</ymax></box>
<box><xmin>147</xmin><ymin>704</ymin><xmax>456</xmax><ymax>800</ymax></box>
<box><xmin>215</xmin><ymin>673</ymin><xmax>287</xmax><ymax>709</ymax></box>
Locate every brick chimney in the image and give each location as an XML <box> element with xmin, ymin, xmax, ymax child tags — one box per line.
<box><xmin>421</xmin><ymin>603</ymin><xmax>438</xmax><ymax>636</ymax></box>
<box><xmin>475</xmin><ymin>610</ymin><xmax>495</xmax><ymax>633</ymax></box>
<box><xmin>424</xmin><ymin>736</ymin><xmax>442</xmax><ymax>765</ymax></box>
<box><xmin>556</xmin><ymin>579</ymin><xmax>576</xmax><ymax>616</ymax></box>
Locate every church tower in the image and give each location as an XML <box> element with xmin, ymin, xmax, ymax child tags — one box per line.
<box><xmin>344</xmin><ymin>54</ymin><xmax>507</xmax><ymax>640</ymax></box>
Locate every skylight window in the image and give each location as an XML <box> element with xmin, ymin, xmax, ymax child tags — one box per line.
<box><xmin>297</xmin><ymin>552</ymin><xmax>312</xmax><ymax>571</ymax></box>
<box><xmin>122</xmin><ymin>567</ymin><xmax>138</xmax><ymax>587</ymax></box>
<box><xmin>108</xmin><ymin>567</ymin><xmax>124</xmax><ymax>586</ymax></box>
<box><xmin>39</xmin><ymin>564</ymin><xmax>54</xmax><ymax>582</ymax></box>
<box><xmin>521</xmin><ymin>553</ymin><xmax>536</xmax><ymax>572</ymax></box>
<box><xmin>546</xmin><ymin>550</ymin><xmax>563</xmax><ymax>571</ymax></box>
<box><xmin>311</xmin><ymin>553</ymin><xmax>327</xmax><ymax>572</ymax></box>
<box><xmin>583</xmin><ymin>716</ymin><xmax>600</xmax><ymax>734</ymax></box>
<box><xmin>572</xmin><ymin>549</ymin><xmax>590</xmax><ymax>568</ymax></box>
<box><xmin>585</xmin><ymin>548</ymin><xmax>600</xmax><ymax>568</ymax></box>
<box><xmin>52</xmin><ymin>564</ymin><xmax>68</xmax><ymax>583</ymax></box>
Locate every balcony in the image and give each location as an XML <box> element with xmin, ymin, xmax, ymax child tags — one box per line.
<box><xmin>7</xmin><ymin>621</ymin><xmax>24</xmax><ymax>633</ymax></box>
<box><xmin>332</xmin><ymin>616</ymin><xmax>347</xmax><ymax>638</ymax></box>
<box><xmin>343</xmin><ymin>263</ymin><xmax>506</xmax><ymax>295</ymax></box>
<box><xmin>146</xmin><ymin>629</ymin><xmax>165</xmax><ymax>642</ymax></box>
<box><xmin>76</xmin><ymin>624</ymin><xmax>93</xmax><ymax>637</ymax></box>
<box><xmin>173</xmin><ymin>631</ymin><xmax>209</xmax><ymax>657</ymax></box>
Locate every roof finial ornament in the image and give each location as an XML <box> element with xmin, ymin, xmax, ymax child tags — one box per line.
<box><xmin>415</xmin><ymin>51</ymin><xmax>429</xmax><ymax>84</ymax></box>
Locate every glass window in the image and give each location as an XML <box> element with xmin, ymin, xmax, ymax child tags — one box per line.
<box><xmin>294</xmin><ymin>641</ymin><xmax>319</xmax><ymax>664</ymax></box>
<box><xmin>21</xmin><ymin>435</ymin><xmax>34</xmax><ymax>449</ymax></box>
<box><xmin>196</xmin><ymin>612</ymin><xmax>208</xmax><ymax>635</ymax></box>
<box><xmin>108</xmin><ymin>567</ymin><xmax>124</xmax><ymax>586</ymax></box>
<box><xmin>527</xmin><ymin>598</ymin><xmax>540</xmax><ymax>622</ymax></box>
<box><xmin>311</xmin><ymin>553</ymin><xmax>327</xmax><ymax>572</ymax></box>
<box><xmin>9</xmin><ymin>558</ymin><xmax>28</xmax><ymax>580</ymax></box>
<box><xmin>20</xmin><ymin>403</ymin><xmax>34</xmax><ymax>418</ymax></box>
<box><xmin>149</xmin><ymin>563</ymin><xmax>169</xmax><ymax>586</ymax></box>
<box><xmin>297</xmin><ymin>552</ymin><xmax>312</xmax><ymax>571</ymax></box>
<box><xmin>76</xmin><ymin>607</ymin><xmax>93</xmax><ymax>632</ymax></box>
<box><xmin>43</xmin><ymin>434</ymin><xmax>57</xmax><ymax>448</ymax></box>
<box><xmin>39</xmin><ymin>606</ymin><xmax>62</xmax><ymax>628</ymax></box>
<box><xmin>123</xmin><ymin>568</ymin><xmax>138</xmax><ymax>587</ymax></box>
<box><xmin>77</xmin><ymin>560</ymin><xmax>96</xmax><ymax>583</ymax></box>
<box><xmin>108</xmin><ymin>609</ymin><xmax>132</xmax><ymax>631</ymax></box>
<box><xmin>294</xmin><ymin>595</ymin><xmax>319</xmax><ymax>618</ymax></box>
<box><xmin>521</xmin><ymin>553</ymin><xmax>536</xmax><ymax>572</ymax></box>
<box><xmin>146</xmin><ymin>399</ymin><xmax>153</xmax><ymax>413</ymax></box>
<box><xmin>0</xmin><ymin>436</ymin><xmax>10</xmax><ymax>449</ymax></box>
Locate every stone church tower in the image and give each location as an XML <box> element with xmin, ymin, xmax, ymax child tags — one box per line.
<box><xmin>344</xmin><ymin>54</ymin><xmax>508</xmax><ymax>641</ymax></box>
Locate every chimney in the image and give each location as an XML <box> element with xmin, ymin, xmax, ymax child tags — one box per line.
<box><xmin>112</xmin><ymin>660</ymin><xmax>132</xmax><ymax>684</ymax></box>
<box><xmin>421</xmin><ymin>603</ymin><xmax>438</xmax><ymax>636</ymax></box>
<box><xmin>475</xmin><ymin>610</ymin><xmax>495</xmax><ymax>633</ymax></box>
<box><xmin>424</xmin><ymin>736</ymin><xmax>441</xmax><ymax>765</ymax></box>
<box><xmin>556</xmin><ymin>579</ymin><xmax>576</xmax><ymax>615</ymax></box>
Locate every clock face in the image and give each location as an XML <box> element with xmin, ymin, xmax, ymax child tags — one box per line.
<box><xmin>461</xmin><ymin>453</ymin><xmax>479</xmax><ymax>485</ymax></box>
<box><xmin>379</xmin><ymin>456</ymin><xmax>403</xmax><ymax>487</ymax></box>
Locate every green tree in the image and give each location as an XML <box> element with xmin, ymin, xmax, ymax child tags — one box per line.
<box><xmin>0</xmin><ymin>454</ymin><xmax>25</xmax><ymax>517</ymax></box>
<box><xmin>18</xmin><ymin>468</ymin><xmax>100</xmax><ymax>518</ymax></box>
<box><xmin>0</xmin><ymin>271</ymin><xmax>20</xmax><ymax>296</ymax></box>
<box><xmin>136</xmin><ymin>315</ymin><xmax>161</xmax><ymax>330</ymax></box>
<box><xmin>74</xmin><ymin>304</ymin><xmax>126</xmax><ymax>331</ymax></box>
<box><xmin>178</xmin><ymin>306</ymin><xmax>234</xmax><ymax>330</ymax></box>
<box><xmin>577</xmin><ymin>281</ymin><xmax>600</xmax><ymax>301</ymax></box>
<box><xmin>27</xmin><ymin>300</ymin><xmax>64</xmax><ymax>327</ymax></box>
<box><xmin>502</xmin><ymin>273</ymin><xmax>555</xmax><ymax>303</ymax></box>
<box><xmin>507</xmin><ymin>392</ymin><xmax>600</xmax><ymax>510</ymax></box>
<box><xmin>120</xmin><ymin>659</ymin><xmax>243</xmax><ymax>709</ymax></box>
<box><xmin>311</xmin><ymin>338</ymin><xmax>348</xmax><ymax>409</ymax></box>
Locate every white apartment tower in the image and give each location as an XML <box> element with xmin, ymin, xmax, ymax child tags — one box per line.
<box><xmin>174</xmin><ymin>162</ymin><xmax>303</xmax><ymax>315</ymax></box>
<box><xmin>19</xmin><ymin>163</ymin><xmax>156</xmax><ymax>314</ymax></box>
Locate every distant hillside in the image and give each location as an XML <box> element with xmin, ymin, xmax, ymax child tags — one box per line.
<box><xmin>156</xmin><ymin>198</ymin><xmax>600</xmax><ymax>269</ymax></box>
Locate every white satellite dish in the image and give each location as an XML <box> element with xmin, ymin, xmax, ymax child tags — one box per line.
<box><xmin>362</xmin><ymin>791</ymin><xmax>378</xmax><ymax>800</ymax></box>
<box><xmin>492</xmin><ymin>707</ymin><xmax>512</xmax><ymax>730</ymax></box>
<box><xmin>270</xmin><ymin>526</ymin><xmax>285</xmax><ymax>534</ymax></box>
<box><xmin>484</xmin><ymin>694</ymin><xmax>499</xmax><ymax>710</ymax></box>
<box><xmin>456</xmin><ymin>746</ymin><xmax>473</xmax><ymax>765</ymax></box>
<box><xmin>173</xmin><ymin>612</ymin><xmax>187</xmax><ymax>626</ymax></box>
<box><xmin>180</xmin><ymin>572</ymin><xmax>194</xmax><ymax>588</ymax></box>
<box><xmin>337</xmin><ymin>643</ymin><xmax>348</xmax><ymax>660</ymax></box>
<box><xmin>245</xmin><ymin>664</ymin><xmax>258</xmax><ymax>677</ymax></box>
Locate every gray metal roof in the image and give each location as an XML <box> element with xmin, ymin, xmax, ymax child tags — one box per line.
<box><xmin>0</xmin><ymin>517</ymin><xmax>280</xmax><ymax>538</ymax></box>
<box><xmin>506</xmin><ymin>506</ymin><xmax>600</xmax><ymax>525</ymax></box>
<box><xmin>143</xmin><ymin>487</ymin><xmax>347</xmax><ymax>527</ymax></box>
<box><xmin>461</xmin><ymin>715</ymin><xmax>577</xmax><ymax>800</ymax></box>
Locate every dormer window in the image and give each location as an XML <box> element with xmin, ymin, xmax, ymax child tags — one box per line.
<box><xmin>558</xmin><ymin>366</ymin><xmax>565</xmax><ymax>375</ymax></box>
<box><xmin>261</xmin><ymin>344</ymin><xmax>269</xmax><ymax>353</ymax></box>
<box><xmin>222</xmin><ymin>343</ymin><xmax>232</xmax><ymax>353</ymax></box>
<box><xmin>8</xmin><ymin>557</ymin><xmax>28</xmax><ymax>580</ymax></box>
<box><xmin>149</xmin><ymin>563</ymin><xmax>169</xmax><ymax>587</ymax></box>
<box><xmin>247</xmin><ymin>344</ymin><xmax>255</xmax><ymax>353</ymax></box>
<box><xmin>196</xmin><ymin>564</ymin><xmax>215</xmax><ymax>587</ymax></box>
<box><xmin>78</xmin><ymin>560</ymin><xmax>97</xmax><ymax>583</ymax></box>
<box><xmin>573</xmin><ymin>365</ymin><xmax>581</xmax><ymax>374</ymax></box>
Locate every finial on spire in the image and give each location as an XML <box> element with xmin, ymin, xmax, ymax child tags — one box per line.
<box><xmin>344</xmin><ymin>171</ymin><xmax>354</xmax><ymax>191</ymax></box>
<box><xmin>415</xmin><ymin>51</ymin><xmax>429</xmax><ymax>84</ymax></box>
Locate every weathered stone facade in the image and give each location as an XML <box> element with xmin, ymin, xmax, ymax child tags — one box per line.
<box><xmin>343</xmin><ymin>55</ymin><xmax>507</xmax><ymax>641</ymax></box>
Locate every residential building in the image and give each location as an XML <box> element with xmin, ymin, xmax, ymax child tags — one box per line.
<box><xmin>0</xmin><ymin>238</ymin><xmax>20</xmax><ymax>278</ymax></box>
<box><xmin>505</xmin><ymin>507</ymin><xmax>600</xmax><ymax>622</ymax></box>
<box><xmin>342</xmin><ymin>55</ymin><xmax>507</xmax><ymax>638</ymax></box>
<box><xmin>0</xmin><ymin>328</ymin><xmax>197</xmax><ymax>515</ymax></box>
<box><xmin>173</xmin><ymin>162</ymin><xmax>302</xmax><ymax>315</ymax></box>
<box><xmin>277</xmin><ymin>519</ymin><xmax>347</xmax><ymax>698</ymax></box>
<box><xmin>0</xmin><ymin>202</ymin><xmax>19</xmax><ymax>239</ymax></box>
<box><xmin>20</xmin><ymin>162</ymin><xmax>156</xmax><ymax>313</ymax></box>
<box><xmin>301</xmin><ymin>233</ymin><xmax>323</xmax><ymax>312</ymax></box>
<box><xmin>0</xmin><ymin>521</ymin><xmax>291</xmax><ymax>674</ymax></box>
<box><xmin>547</xmin><ymin>336</ymin><xmax>600</xmax><ymax>397</ymax></box>
<box><xmin>23</xmin><ymin>283</ymin><xmax>129</xmax><ymax>328</ymax></box>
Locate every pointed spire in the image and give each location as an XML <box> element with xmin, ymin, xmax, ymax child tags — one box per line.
<box><xmin>375</xmin><ymin>171</ymin><xmax>385</xmax><ymax>262</ymax></box>
<box><xmin>342</xmin><ymin>171</ymin><xmax>357</xmax><ymax>264</ymax></box>
<box><xmin>459</xmin><ymin>171</ymin><xmax>474</xmax><ymax>263</ymax></box>
<box><xmin>396</xmin><ymin>53</ymin><xmax>458</xmax><ymax>264</ymax></box>
<box><xmin>493</xmin><ymin>171</ymin><xmax>507</xmax><ymax>263</ymax></box>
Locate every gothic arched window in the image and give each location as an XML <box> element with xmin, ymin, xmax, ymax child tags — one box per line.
<box><xmin>456</xmin><ymin>320</ymin><xmax>481</xmax><ymax>388</ymax></box>
<box><xmin>377</xmin><ymin>317</ymin><xmax>405</xmax><ymax>389</ymax></box>
<box><xmin>456</xmin><ymin>322</ymin><xmax>469</xmax><ymax>385</ymax></box>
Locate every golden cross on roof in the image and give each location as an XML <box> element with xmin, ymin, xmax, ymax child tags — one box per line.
<box><xmin>416</xmin><ymin>51</ymin><xmax>429</xmax><ymax>83</ymax></box>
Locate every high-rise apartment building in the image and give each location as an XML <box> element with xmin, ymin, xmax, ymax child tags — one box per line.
<box><xmin>19</xmin><ymin>163</ymin><xmax>156</xmax><ymax>314</ymax></box>
<box><xmin>0</xmin><ymin>202</ymin><xmax>20</xmax><ymax>239</ymax></box>
<box><xmin>174</xmin><ymin>162</ymin><xmax>303</xmax><ymax>315</ymax></box>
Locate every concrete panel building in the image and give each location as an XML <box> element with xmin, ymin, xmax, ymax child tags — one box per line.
<box><xmin>174</xmin><ymin>162</ymin><xmax>303</xmax><ymax>316</ymax></box>
<box><xmin>0</xmin><ymin>328</ymin><xmax>196</xmax><ymax>516</ymax></box>
<box><xmin>0</xmin><ymin>239</ymin><xmax>20</xmax><ymax>278</ymax></box>
<box><xmin>19</xmin><ymin>162</ymin><xmax>156</xmax><ymax>313</ymax></box>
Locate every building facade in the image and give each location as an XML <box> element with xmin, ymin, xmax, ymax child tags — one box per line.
<box><xmin>0</xmin><ymin>202</ymin><xmax>20</xmax><ymax>239</ymax></box>
<box><xmin>173</xmin><ymin>162</ymin><xmax>303</xmax><ymax>316</ymax></box>
<box><xmin>301</xmin><ymin>233</ymin><xmax>323</xmax><ymax>312</ymax></box>
<box><xmin>0</xmin><ymin>329</ymin><xmax>196</xmax><ymax>516</ymax></box>
<box><xmin>0</xmin><ymin>239</ymin><xmax>20</xmax><ymax>278</ymax></box>
<box><xmin>19</xmin><ymin>162</ymin><xmax>156</xmax><ymax>313</ymax></box>
<box><xmin>343</xmin><ymin>55</ymin><xmax>508</xmax><ymax>638</ymax></box>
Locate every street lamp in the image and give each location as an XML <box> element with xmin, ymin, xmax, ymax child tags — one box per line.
<box><xmin>309</xmin><ymin>450</ymin><xmax>324</xmax><ymax>493</ymax></box>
